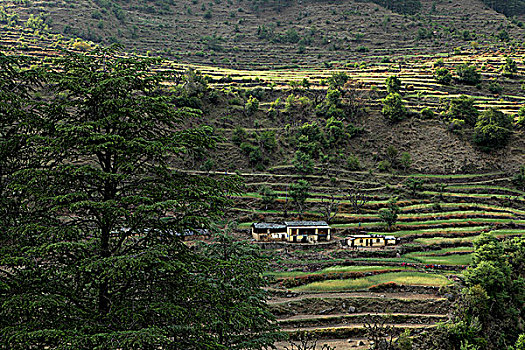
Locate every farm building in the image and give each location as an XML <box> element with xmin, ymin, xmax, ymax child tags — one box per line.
<box><xmin>251</xmin><ymin>221</ymin><xmax>331</xmax><ymax>243</ymax></box>
<box><xmin>346</xmin><ymin>234</ymin><xmax>397</xmax><ymax>248</ymax></box>
<box><xmin>251</xmin><ymin>223</ymin><xmax>288</xmax><ymax>241</ymax></box>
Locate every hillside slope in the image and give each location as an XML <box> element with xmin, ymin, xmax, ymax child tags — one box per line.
<box><xmin>3</xmin><ymin>0</ymin><xmax>525</xmax><ymax>68</ymax></box>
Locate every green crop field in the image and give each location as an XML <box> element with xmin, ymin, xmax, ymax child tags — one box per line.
<box><xmin>292</xmin><ymin>272</ymin><xmax>452</xmax><ymax>292</ymax></box>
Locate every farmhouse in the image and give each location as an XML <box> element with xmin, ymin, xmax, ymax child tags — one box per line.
<box><xmin>346</xmin><ymin>233</ymin><xmax>397</xmax><ymax>248</ymax></box>
<box><xmin>251</xmin><ymin>221</ymin><xmax>331</xmax><ymax>243</ymax></box>
<box><xmin>251</xmin><ymin>223</ymin><xmax>287</xmax><ymax>241</ymax></box>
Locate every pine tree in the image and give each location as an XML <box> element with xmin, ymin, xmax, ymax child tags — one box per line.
<box><xmin>0</xmin><ymin>49</ymin><xmax>280</xmax><ymax>349</ymax></box>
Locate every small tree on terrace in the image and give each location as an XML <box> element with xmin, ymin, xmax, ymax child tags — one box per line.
<box><xmin>319</xmin><ymin>192</ymin><xmax>340</xmax><ymax>224</ymax></box>
<box><xmin>456</xmin><ymin>63</ymin><xmax>481</xmax><ymax>85</ymax></box>
<box><xmin>260</xmin><ymin>185</ymin><xmax>278</xmax><ymax>210</ymax></box>
<box><xmin>379</xmin><ymin>198</ymin><xmax>400</xmax><ymax>230</ymax></box>
<box><xmin>382</xmin><ymin>92</ymin><xmax>407</xmax><ymax>122</ymax></box>
<box><xmin>434</xmin><ymin>67</ymin><xmax>453</xmax><ymax>85</ymax></box>
<box><xmin>386</xmin><ymin>75</ymin><xmax>402</xmax><ymax>94</ymax></box>
<box><xmin>290</xmin><ymin>179</ymin><xmax>310</xmax><ymax>218</ymax></box>
<box><xmin>345</xmin><ymin>187</ymin><xmax>368</xmax><ymax>213</ymax></box>
<box><xmin>502</xmin><ymin>57</ymin><xmax>518</xmax><ymax>77</ymax></box>
<box><xmin>473</xmin><ymin>107</ymin><xmax>513</xmax><ymax>150</ymax></box>
<box><xmin>446</xmin><ymin>95</ymin><xmax>479</xmax><ymax>126</ymax></box>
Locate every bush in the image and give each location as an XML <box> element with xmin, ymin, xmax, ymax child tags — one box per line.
<box><xmin>382</xmin><ymin>92</ymin><xmax>407</xmax><ymax>122</ymax></box>
<box><xmin>346</xmin><ymin>154</ymin><xmax>360</xmax><ymax>170</ymax></box>
<box><xmin>446</xmin><ymin>95</ymin><xmax>479</xmax><ymax>126</ymax></box>
<box><xmin>456</xmin><ymin>64</ymin><xmax>481</xmax><ymax>85</ymax></box>
<box><xmin>502</xmin><ymin>57</ymin><xmax>518</xmax><ymax>77</ymax></box>
<box><xmin>293</xmin><ymin>151</ymin><xmax>314</xmax><ymax>174</ymax></box>
<box><xmin>473</xmin><ymin>107</ymin><xmax>513</xmax><ymax>150</ymax></box>
<box><xmin>245</xmin><ymin>96</ymin><xmax>259</xmax><ymax>115</ymax></box>
<box><xmin>516</xmin><ymin>106</ymin><xmax>525</xmax><ymax>128</ymax></box>
<box><xmin>434</xmin><ymin>67</ymin><xmax>453</xmax><ymax>85</ymax></box>
<box><xmin>232</xmin><ymin>126</ymin><xmax>247</xmax><ymax>146</ymax></box>
<box><xmin>488</xmin><ymin>81</ymin><xmax>503</xmax><ymax>94</ymax></box>
<box><xmin>377</xmin><ymin>160</ymin><xmax>391</xmax><ymax>172</ymax></box>
<box><xmin>386</xmin><ymin>75</ymin><xmax>402</xmax><ymax>94</ymax></box>
<box><xmin>420</xmin><ymin>107</ymin><xmax>435</xmax><ymax>119</ymax></box>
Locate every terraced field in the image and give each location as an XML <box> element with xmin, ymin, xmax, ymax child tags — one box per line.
<box><xmin>1</xmin><ymin>5</ymin><xmax>524</xmax><ymax>347</ymax></box>
<box><xmin>226</xmin><ymin>169</ymin><xmax>524</xmax><ymax>348</ymax></box>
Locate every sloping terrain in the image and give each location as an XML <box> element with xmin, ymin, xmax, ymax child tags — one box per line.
<box><xmin>3</xmin><ymin>0</ymin><xmax>525</xmax><ymax>68</ymax></box>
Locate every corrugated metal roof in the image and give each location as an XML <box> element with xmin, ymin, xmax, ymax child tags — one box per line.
<box><xmin>284</xmin><ymin>221</ymin><xmax>329</xmax><ymax>227</ymax></box>
<box><xmin>252</xmin><ymin>223</ymin><xmax>287</xmax><ymax>229</ymax></box>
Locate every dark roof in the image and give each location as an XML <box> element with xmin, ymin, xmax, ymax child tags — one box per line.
<box><xmin>252</xmin><ymin>223</ymin><xmax>287</xmax><ymax>229</ymax></box>
<box><xmin>284</xmin><ymin>221</ymin><xmax>329</xmax><ymax>227</ymax></box>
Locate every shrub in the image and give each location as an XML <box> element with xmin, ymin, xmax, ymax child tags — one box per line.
<box><xmin>516</xmin><ymin>106</ymin><xmax>525</xmax><ymax>128</ymax></box>
<box><xmin>382</xmin><ymin>92</ymin><xmax>407</xmax><ymax>122</ymax></box>
<box><xmin>434</xmin><ymin>67</ymin><xmax>452</xmax><ymax>85</ymax></box>
<box><xmin>502</xmin><ymin>57</ymin><xmax>518</xmax><ymax>77</ymax></box>
<box><xmin>446</xmin><ymin>95</ymin><xmax>479</xmax><ymax>126</ymax></box>
<box><xmin>456</xmin><ymin>64</ymin><xmax>481</xmax><ymax>85</ymax></box>
<box><xmin>420</xmin><ymin>107</ymin><xmax>435</xmax><ymax>119</ymax></box>
<box><xmin>473</xmin><ymin>107</ymin><xmax>513</xmax><ymax>150</ymax></box>
<box><xmin>377</xmin><ymin>160</ymin><xmax>391</xmax><ymax>172</ymax></box>
<box><xmin>231</xmin><ymin>126</ymin><xmax>247</xmax><ymax>146</ymax></box>
<box><xmin>293</xmin><ymin>151</ymin><xmax>314</xmax><ymax>174</ymax></box>
<box><xmin>346</xmin><ymin>154</ymin><xmax>360</xmax><ymax>170</ymax></box>
<box><xmin>385</xmin><ymin>75</ymin><xmax>402</xmax><ymax>94</ymax></box>
<box><xmin>488</xmin><ymin>81</ymin><xmax>503</xmax><ymax>94</ymax></box>
<box><xmin>245</xmin><ymin>96</ymin><xmax>259</xmax><ymax>115</ymax></box>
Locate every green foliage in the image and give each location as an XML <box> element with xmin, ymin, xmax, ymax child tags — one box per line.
<box><xmin>293</xmin><ymin>150</ymin><xmax>314</xmax><ymax>174</ymax></box>
<box><xmin>430</xmin><ymin>234</ymin><xmax>525</xmax><ymax>350</ymax></box>
<box><xmin>193</xmin><ymin>231</ymin><xmax>285</xmax><ymax>349</ymax></box>
<box><xmin>456</xmin><ymin>64</ymin><xmax>482</xmax><ymax>85</ymax></box>
<box><xmin>259</xmin><ymin>185</ymin><xmax>278</xmax><ymax>209</ymax></box>
<box><xmin>516</xmin><ymin>106</ymin><xmax>525</xmax><ymax>128</ymax></box>
<box><xmin>377</xmin><ymin>160</ymin><xmax>392</xmax><ymax>172</ymax></box>
<box><xmin>257</xmin><ymin>130</ymin><xmax>277</xmax><ymax>151</ymax></box>
<box><xmin>316</xmin><ymin>89</ymin><xmax>345</xmax><ymax>119</ymax></box>
<box><xmin>0</xmin><ymin>49</ymin><xmax>286</xmax><ymax>350</ymax></box>
<box><xmin>512</xmin><ymin>334</ymin><xmax>525</xmax><ymax>350</ymax></box>
<box><xmin>346</xmin><ymin>154</ymin><xmax>361</xmax><ymax>170</ymax></box>
<box><xmin>511</xmin><ymin>165</ymin><xmax>525</xmax><ymax>191</ymax></box>
<box><xmin>385</xmin><ymin>75</ymin><xmax>402</xmax><ymax>94</ymax></box>
<box><xmin>328</xmin><ymin>71</ymin><xmax>349</xmax><ymax>90</ymax></box>
<box><xmin>472</xmin><ymin>108</ymin><xmax>513</xmax><ymax>150</ymax></box>
<box><xmin>325</xmin><ymin>117</ymin><xmax>346</xmax><ymax>145</ymax></box>
<box><xmin>289</xmin><ymin>179</ymin><xmax>310</xmax><ymax>216</ymax></box>
<box><xmin>502</xmin><ymin>57</ymin><xmax>518</xmax><ymax>77</ymax></box>
<box><xmin>496</xmin><ymin>29</ymin><xmax>510</xmax><ymax>42</ymax></box>
<box><xmin>434</xmin><ymin>67</ymin><xmax>453</xmax><ymax>85</ymax></box>
<box><xmin>285</xmin><ymin>94</ymin><xmax>312</xmax><ymax>116</ymax></box>
<box><xmin>232</xmin><ymin>126</ymin><xmax>248</xmax><ymax>146</ymax></box>
<box><xmin>241</xmin><ymin>142</ymin><xmax>264</xmax><ymax>166</ymax></box>
<box><xmin>487</xmin><ymin>81</ymin><xmax>503</xmax><ymax>94</ymax></box>
<box><xmin>400</xmin><ymin>152</ymin><xmax>412</xmax><ymax>171</ymax></box>
<box><xmin>397</xmin><ymin>329</ymin><xmax>413</xmax><ymax>350</ymax></box>
<box><xmin>420</xmin><ymin>107</ymin><xmax>435</xmax><ymax>119</ymax></box>
<box><xmin>245</xmin><ymin>96</ymin><xmax>260</xmax><ymax>115</ymax></box>
<box><xmin>404</xmin><ymin>177</ymin><xmax>424</xmax><ymax>196</ymax></box>
<box><xmin>446</xmin><ymin>95</ymin><xmax>479</xmax><ymax>126</ymax></box>
<box><xmin>382</xmin><ymin>92</ymin><xmax>407</xmax><ymax>122</ymax></box>
<box><xmin>379</xmin><ymin>198</ymin><xmax>400</xmax><ymax>230</ymax></box>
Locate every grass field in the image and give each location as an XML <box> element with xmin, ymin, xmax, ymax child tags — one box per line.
<box><xmin>266</xmin><ymin>265</ymin><xmax>414</xmax><ymax>279</ymax></box>
<box><xmin>292</xmin><ymin>272</ymin><xmax>452</xmax><ymax>292</ymax></box>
